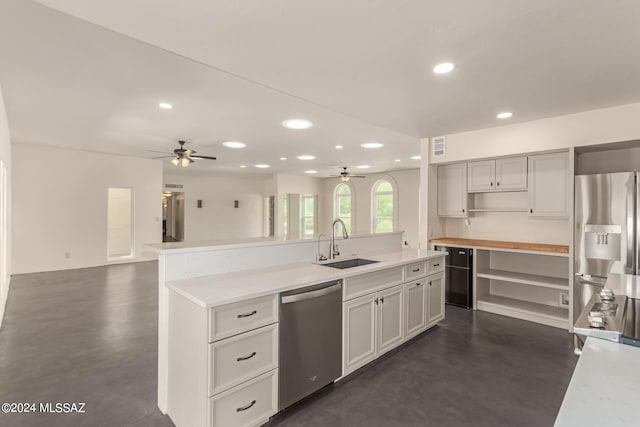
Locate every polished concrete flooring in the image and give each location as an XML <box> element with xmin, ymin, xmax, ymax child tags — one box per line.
<box><xmin>1</xmin><ymin>262</ymin><xmax>578</xmax><ymax>427</ymax></box>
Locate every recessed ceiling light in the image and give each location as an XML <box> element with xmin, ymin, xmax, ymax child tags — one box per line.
<box><xmin>254</xmin><ymin>164</ymin><xmax>270</xmax><ymax>168</ymax></box>
<box><xmin>282</xmin><ymin>119</ymin><xmax>313</xmax><ymax>130</ymax></box>
<box><xmin>158</xmin><ymin>102</ymin><xmax>173</xmax><ymax>110</ymax></box>
<box><xmin>357</xmin><ymin>165</ymin><xmax>370</xmax><ymax>169</ymax></box>
<box><xmin>394</xmin><ymin>159</ymin><xmax>401</xmax><ymax>162</ymax></box>
<box><xmin>240</xmin><ymin>165</ymin><xmax>246</xmax><ymax>168</ymax></box>
<box><xmin>222</xmin><ymin>141</ymin><xmax>246</xmax><ymax>149</ymax></box>
<box><xmin>335</xmin><ymin>145</ymin><xmax>343</xmax><ymax>149</ymax></box>
<box><xmin>304</xmin><ymin>170</ymin><xmax>318</xmax><ymax>174</ymax></box>
<box><xmin>411</xmin><ymin>155</ymin><xmax>421</xmax><ymax>160</ymax></box>
<box><xmin>280</xmin><ymin>157</ymin><xmax>287</xmax><ymax>160</ymax></box>
<box><xmin>296</xmin><ymin>155</ymin><xmax>316</xmax><ymax>160</ymax></box>
<box><xmin>497</xmin><ymin>112</ymin><xmax>513</xmax><ymax>119</ymax></box>
<box><xmin>433</xmin><ymin>62</ymin><xmax>455</xmax><ymax>74</ymax></box>
<box><xmin>360</xmin><ymin>142</ymin><xmax>384</xmax><ymax>149</ymax></box>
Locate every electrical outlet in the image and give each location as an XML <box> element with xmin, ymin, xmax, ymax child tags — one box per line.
<box><xmin>560</xmin><ymin>293</ymin><xmax>569</xmax><ymax>306</ymax></box>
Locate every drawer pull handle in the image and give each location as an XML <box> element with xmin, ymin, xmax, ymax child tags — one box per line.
<box><xmin>237</xmin><ymin>310</ymin><xmax>257</xmax><ymax>318</ymax></box>
<box><xmin>236</xmin><ymin>400</ymin><xmax>256</xmax><ymax>412</ymax></box>
<box><xmin>433</xmin><ymin>263</ymin><xmax>440</xmax><ymax>267</ymax></box>
<box><xmin>412</xmin><ymin>268</ymin><xmax>420</xmax><ymax>272</ymax></box>
<box><xmin>236</xmin><ymin>351</ymin><xmax>257</xmax><ymax>362</ymax></box>
<box><xmin>416</xmin><ymin>282</ymin><xmax>422</xmax><ymax>286</ymax></box>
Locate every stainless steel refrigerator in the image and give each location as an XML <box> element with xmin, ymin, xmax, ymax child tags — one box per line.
<box><xmin>574</xmin><ymin>172</ymin><xmax>637</xmax><ymax>321</ymax></box>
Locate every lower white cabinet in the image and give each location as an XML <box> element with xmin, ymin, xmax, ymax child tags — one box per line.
<box><xmin>209</xmin><ymin>370</ymin><xmax>278</xmax><ymax>427</ymax></box>
<box><xmin>343</xmin><ymin>284</ymin><xmax>404</xmax><ymax>375</ymax></box>
<box><xmin>427</xmin><ymin>272</ymin><xmax>445</xmax><ymax>326</ymax></box>
<box><xmin>404</xmin><ymin>279</ymin><xmax>427</xmax><ymax>339</ymax></box>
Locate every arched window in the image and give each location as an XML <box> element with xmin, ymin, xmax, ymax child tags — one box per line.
<box><xmin>334</xmin><ymin>183</ymin><xmax>353</xmax><ymax>234</ymax></box>
<box><xmin>372</xmin><ymin>180</ymin><xmax>394</xmax><ymax>233</ymax></box>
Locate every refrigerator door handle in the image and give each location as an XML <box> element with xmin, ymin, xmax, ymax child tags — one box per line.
<box><xmin>574</xmin><ymin>274</ymin><xmax>607</xmax><ymax>287</ymax></box>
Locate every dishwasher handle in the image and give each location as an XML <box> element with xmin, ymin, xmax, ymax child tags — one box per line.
<box><xmin>281</xmin><ymin>282</ymin><xmax>342</xmax><ymax>304</ymax></box>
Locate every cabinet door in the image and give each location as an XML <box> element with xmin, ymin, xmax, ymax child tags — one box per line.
<box><xmin>427</xmin><ymin>273</ymin><xmax>445</xmax><ymax>326</ymax></box>
<box><xmin>528</xmin><ymin>152</ymin><xmax>569</xmax><ymax>218</ymax></box>
<box><xmin>437</xmin><ymin>163</ymin><xmax>468</xmax><ymax>217</ymax></box>
<box><xmin>495</xmin><ymin>156</ymin><xmax>527</xmax><ymax>191</ymax></box>
<box><xmin>343</xmin><ymin>294</ymin><xmax>377</xmax><ymax>375</ymax></box>
<box><xmin>404</xmin><ymin>279</ymin><xmax>427</xmax><ymax>339</ymax></box>
<box><xmin>467</xmin><ymin>160</ymin><xmax>495</xmax><ymax>192</ymax></box>
<box><xmin>377</xmin><ymin>285</ymin><xmax>404</xmax><ymax>355</ymax></box>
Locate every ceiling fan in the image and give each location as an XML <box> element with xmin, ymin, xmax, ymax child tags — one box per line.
<box><xmin>150</xmin><ymin>140</ymin><xmax>217</xmax><ymax>167</ymax></box>
<box><xmin>331</xmin><ymin>167</ymin><xmax>366</xmax><ymax>182</ymax></box>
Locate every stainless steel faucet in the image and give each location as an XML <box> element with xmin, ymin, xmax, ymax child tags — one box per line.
<box><xmin>330</xmin><ymin>219</ymin><xmax>349</xmax><ymax>259</ymax></box>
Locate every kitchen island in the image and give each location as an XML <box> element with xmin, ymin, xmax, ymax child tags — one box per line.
<box><xmin>148</xmin><ymin>232</ymin><xmax>446</xmax><ymax>426</ymax></box>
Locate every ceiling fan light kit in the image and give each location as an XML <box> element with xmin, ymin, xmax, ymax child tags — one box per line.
<box><xmin>333</xmin><ymin>166</ymin><xmax>366</xmax><ymax>181</ymax></box>
<box><xmin>151</xmin><ymin>140</ymin><xmax>217</xmax><ymax>168</ymax></box>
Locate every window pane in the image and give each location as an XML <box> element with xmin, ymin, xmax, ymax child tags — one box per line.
<box><xmin>337</xmin><ymin>184</ymin><xmax>350</xmax><ymax>195</ymax></box>
<box><xmin>338</xmin><ymin>195</ymin><xmax>351</xmax><ymax>216</ymax></box>
<box><xmin>376</xmin><ymin>181</ymin><xmax>392</xmax><ymax>192</ymax></box>
<box><xmin>375</xmin><ymin>219</ymin><xmax>393</xmax><ymax>233</ymax></box>
<box><xmin>376</xmin><ymin>194</ymin><xmax>393</xmax><ymax>217</ymax></box>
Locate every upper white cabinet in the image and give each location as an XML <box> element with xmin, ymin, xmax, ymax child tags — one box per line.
<box><xmin>528</xmin><ymin>152</ymin><xmax>570</xmax><ymax>218</ymax></box>
<box><xmin>467</xmin><ymin>157</ymin><xmax>527</xmax><ymax>192</ymax></box>
<box><xmin>437</xmin><ymin>163</ymin><xmax>468</xmax><ymax>217</ymax></box>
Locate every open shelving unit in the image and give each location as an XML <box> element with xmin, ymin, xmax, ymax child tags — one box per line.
<box><xmin>474</xmin><ymin>249</ymin><xmax>570</xmax><ymax>330</ymax></box>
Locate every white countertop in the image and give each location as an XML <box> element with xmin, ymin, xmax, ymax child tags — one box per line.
<box><xmin>555</xmin><ymin>338</ymin><xmax>640</xmax><ymax>426</ymax></box>
<box><xmin>166</xmin><ymin>248</ymin><xmax>443</xmax><ymax>308</ymax></box>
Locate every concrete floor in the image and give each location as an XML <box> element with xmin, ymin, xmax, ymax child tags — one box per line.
<box><xmin>0</xmin><ymin>262</ymin><xmax>578</xmax><ymax>427</ymax></box>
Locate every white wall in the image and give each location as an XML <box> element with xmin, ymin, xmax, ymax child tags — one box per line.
<box><xmin>12</xmin><ymin>144</ymin><xmax>162</xmax><ymax>274</ymax></box>
<box><xmin>163</xmin><ymin>173</ymin><xmax>268</xmax><ymax>241</ymax></box>
<box><xmin>0</xmin><ymin>86</ymin><xmax>12</xmax><ymax>327</ymax></box>
<box><xmin>321</xmin><ymin>169</ymin><xmax>420</xmax><ymax>247</ymax></box>
<box><xmin>426</xmin><ymin>102</ymin><xmax>640</xmax><ymax>165</ymax></box>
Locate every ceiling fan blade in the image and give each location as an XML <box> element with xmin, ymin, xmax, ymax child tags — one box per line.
<box><xmin>351</xmin><ymin>175</ymin><xmax>367</xmax><ymax>178</ymax></box>
<box><xmin>152</xmin><ymin>155</ymin><xmax>174</xmax><ymax>159</ymax></box>
<box><xmin>149</xmin><ymin>150</ymin><xmax>172</xmax><ymax>154</ymax></box>
<box><xmin>190</xmin><ymin>155</ymin><xmax>217</xmax><ymax>160</ymax></box>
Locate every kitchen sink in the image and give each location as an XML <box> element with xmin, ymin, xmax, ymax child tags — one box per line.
<box><xmin>319</xmin><ymin>258</ymin><xmax>380</xmax><ymax>269</ymax></box>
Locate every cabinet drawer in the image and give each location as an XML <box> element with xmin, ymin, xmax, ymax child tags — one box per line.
<box><xmin>209</xmin><ymin>369</ymin><xmax>278</xmax><ymax>427</ymax></box>
<box><xmin>404</xmin><ymin>261</ymin><xmax>427</xmax><ymax>280</ymax></box>
<box><xmin>209</xmin><ymin>324</ymin><xmax>278</xmax><ymax>396</ymax></box>
<box><xmin>209</xmin><ymin>295</ymin><xmax>278</xmax><ymax>342</ymax></box>
<box><xmin>427</xmin><ymin>257</ymin><xmax>445</xmax><ymax>274</ymax></box>
<box><xmin>343</xmin><ymin>267</ymin><xmax>403</xmax><ymax>301</ymax></box>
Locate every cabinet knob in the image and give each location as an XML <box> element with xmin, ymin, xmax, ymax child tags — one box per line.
<box><xmin>380</xmin><ymin>296</ymin><xmax>385</xmax><ymax>304</ymax></box>
<box><xmin>375</xmin><ymin>298</ymin><xmax>379</xmax><ymax>305</ymax></box>
<box><xmin>490</xmin><ymin>182</ymin><xmax>493</xmax><ymax>187</ymax></box>
<box><xmin>530</xmin><ymin>208</ymin><xmax>533</xmax><ymax>214</ymax></box>
<box><xmin>497</xmin><ymin>181</ymin><xmax>500</xmax><ymax>187</ymax></box>
<box><xmin>462</xmin><ymin>209</ymin><xmax>465</xmax><ymax>213</ymax></box>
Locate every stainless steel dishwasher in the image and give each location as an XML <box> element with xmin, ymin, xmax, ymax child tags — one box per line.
<box><xmin>279</xmin><ymin>280</ymin><xmax>342</xmax><ymax>410</ymax></box>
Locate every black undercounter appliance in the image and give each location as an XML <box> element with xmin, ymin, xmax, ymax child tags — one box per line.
<box><xmin>435</xmin><ymin>246</ymin><xmax>473</xmax><ymax>308</ymax></box>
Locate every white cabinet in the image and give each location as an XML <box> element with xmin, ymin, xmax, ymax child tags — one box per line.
<box><xmin>427</xmin><ymin>272</ymin><xmax>445</xmax><ymax>326</ymax></box>
<box><xmin>437</xmin><ymin>163</ymin><xmax>468</xmax><ymax>217</ymax></box>
<box><xmin>468</xmin><ymin>157</ymin><xmax>527</xmax><ymax>192</ymax></box>
<box><xmin>528</xmin><ymin>152</ymin><xmax>570</xmax><ymax>218</ymax></box>
<box><xmin>342</xmin><ymin>293</ymin><xmax>376</xmax><ymax>374</ymax></box>
<box><xmin>404</xmin><ymin>278</ymin><xmax>427</xmax><ymax>339</ymax></box>
<box><xmin>343</xmin><ymin>284</ymin><xmax>404</xmax><ymax>375</ymax></box>
<box><xmin>377</xmin><ymin>285</ymin><xmax>404</xmax><ymax>355</ymax></box>
<box><xmin>168</xmin><ymin>292</ymin><xmax>279</xmax><ymax>427</ymax></box>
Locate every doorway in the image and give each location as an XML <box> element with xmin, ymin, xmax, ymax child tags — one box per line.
<box><xmin>162</xmin><ymin>192</ymin><xmax>184</xmax><ymax>242</ymax></box>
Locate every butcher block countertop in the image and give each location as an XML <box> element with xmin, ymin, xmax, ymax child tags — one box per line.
<box><xmin>429</xmin><ymin>237</ymin><xmax>569</xmax><ymax>255</ymax></box>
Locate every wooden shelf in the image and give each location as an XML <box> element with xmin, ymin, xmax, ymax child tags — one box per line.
<box><xmin>476</xmin><ymin>269</ymin><xmax>568</xmax><ymax>290</ymax></box>
<box><xmin>429</xmin><ymin>237</ymin><xmax>569</xmax><ymax>255</ymax></box>
<box><xmin>476</xmin><ymin>295</ymin><xmax>568</xmax><ymax>329</ymax></box>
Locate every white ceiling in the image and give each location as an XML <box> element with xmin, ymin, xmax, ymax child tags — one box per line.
<box><xmin>2</xmin><ymin>0</ymin><xmax>640</xmax><ymax>176</ymax></box>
